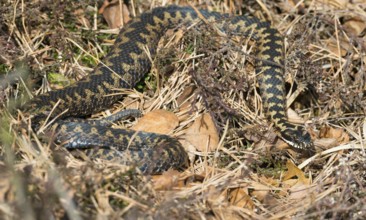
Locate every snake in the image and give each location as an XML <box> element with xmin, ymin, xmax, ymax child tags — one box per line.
<box><xmin>23</xmin><ymin>5</ymin><xmax>314</xmax><ymax>174</ymax></box>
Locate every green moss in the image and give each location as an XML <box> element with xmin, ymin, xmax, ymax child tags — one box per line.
<box><xmin>251</xmin><ymin>157</ymin><xmax>286</xmax><ymax>179</ymax></box>
<box><xmin>47</xmin><ymin>72</ymin><xmax>73</xmax><ymax>86</ymax></box>
<box><xmin>0</xmin><ymin>64</ymin><xmax>10</xmax><ymax>75</ymax></box>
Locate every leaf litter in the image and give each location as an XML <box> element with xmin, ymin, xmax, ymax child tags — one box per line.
<box><xmin>1</xmin><ymin>0</ymin><xmax>366</xmax><ymax>219</ymax></box>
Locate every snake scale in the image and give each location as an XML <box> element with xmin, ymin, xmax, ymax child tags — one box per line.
<box><xmin>23</xmin><ymin>5</ymin><xmax>314</xmax><ymax>174</ymax></box>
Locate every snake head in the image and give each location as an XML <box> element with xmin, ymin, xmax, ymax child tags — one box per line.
<box><xmin>281</xmin><ymin>127</ymin><xmax>315</xmax><ymax>156</ymax></box>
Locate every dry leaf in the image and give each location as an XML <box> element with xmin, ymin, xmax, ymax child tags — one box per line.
<box><xmin>176</xmin><ymin>86</ymin><xmax>196</xmax><ymax>121</ymax></box>
<box><xmin>251</xmin><ymin>176</ymin><xmax>279</xmax><ymax>202</ymax></box>
<box><xmin>259</xmin><ymin>176</ymin><xmax>280</xmax><ymax>187</ymax></box>
<box><xmin>99</xmin><ymin>0</ymin><xmax>130</xmax><ymax>28</ymax></box>
<box><xmin>325</xmin><ymin>39</ymin><xmax>349</xmax><ymax>57</ymax></box>
<box><xmin>283</xmin><ymin>160</ymin><xmax>310</xmax><ymax>185</ymax></box>
<box><xmin>212</xmin><ymin>209</ymin><xmax>243</xmax><ymax>220</ymax></box>
<box><xmin>183</xmin><ymin>173</ymin><xmax>205</xmax><ymax>186</ymax></box>
<box><xmin>278</xmin><ymin>0</ymin><xmax>305</xmax><ymax>13</ymax></box>
<box><xmin>152</xmin><ymin>169</ymin><xmax>182</xmax><ymax>190</ymax></box>
<box><xmin>176</xmin><ymin>85</ymin><xmax>195</xmax><ymax>107</ymax></box>
<box><xmin>143</xmin><ymin>98</ymin><xmax>155</xmax><ymax>110</ymax></box>
<box><xmin>288</xmin><ymin>180</ymin><xmax>313</xmax><ymax>200</ymax></box>
<box><xmin>317</xmin><ymin>0</ymin><xmax>348</xmax><ymax>8</ymax></box>
<box><xmin>275</xmin><ymin>138</ymin><xmax>291</xmax><ymax>151</ymax></box>
<box><xmin>344</xmin><ymin>18</ymin><xmax>366</xmax><ymax>36</ymax></box>
<box><xmin>181</xmin><ymin>113</ymin><xmax>219</xmax><ymax>152</ymax></box>
<box><xmin>132</xmin><ymin>109</ymin><xmax>179</xmax><ymax>134</ymax></box>
<box><xmin>319</xmin><ymin>126</ymin><xmax>349</xmax><ymax>144</ymax></box>
<box><xmin>229</xmin><ymin>188</ymin><xmax>254</xmax><ymax>210</ymax></box>
<box><xmin>206</xmin><ymin>185</ymin><xmax>227</xmax><ymax>206</ymax></box>
<box><xmin>249</xmin><ymin>181</ymin><xmax>271</xmax><ymax>202</ymax></box>
<box><xmin>282</xmin><ymin>171</ymin><xmax>314</xmax><ymax>201</ymax></box>
<box><xmin>287</xmin><ymin>108</ymin><xmax>305</xmax><ymax>124</ymax></box>
<box><xmin>316</xmin><ymin>126</ymin><xmax>349</xmax><ymax>149</ymax></box>
<box><xmin>315</xmin><ymin>138</ymin><xmax>338</xmax><ymax>149</ymax></box>
<box><xmin>251</xmin><ymin>178</ymin><xmax>280</xmax><ymax>205</ymax></box>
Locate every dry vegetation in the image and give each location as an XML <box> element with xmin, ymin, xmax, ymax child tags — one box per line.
<box><xmin>1</xmin><ymin>0</ymin><xmax>366</xmax><ymax>219</ymax></box>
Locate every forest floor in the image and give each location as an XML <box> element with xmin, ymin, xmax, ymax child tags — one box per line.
<box><xmin>1</xmin><ymin>0</ymin><xmax>366</xmax><ymax>219</ymax></box>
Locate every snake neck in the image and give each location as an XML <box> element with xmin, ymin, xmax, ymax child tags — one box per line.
<box><xmin>250</xmin><ymin>24</ymin><xmax>313</xmax><ymax>151</ymax></box>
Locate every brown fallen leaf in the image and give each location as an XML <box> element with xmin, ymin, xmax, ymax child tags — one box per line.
<box><xmin>249</xmin><ymin>181</ymin><xmax>271</xmax><ymax>202</ymax></box>
<box><xmin>314</xmin><ymin>126</ymin><xmax>349</xmax><ymax>150</ymax></box>
<box><xmin>324</xmin><ymin>38</ymin><xmax>349</xmax><ymax>57</ymax></box>
<box><xmin>176</xmin><ymin>86</ymin><xmax>196</xmax><ymax>121</ymax></box>
<box><xmin>229</xmin><ymin>188</ymin><xmax>254</xmax><ymax>210</ymax></box>
<box><xmin>278</xmin><ymin>0</ymin><xmax>305</xmax><ymax>14</ymax></box>
<box><xmin>176</xmin><ymin>85</ymin><xmax>196</xmax><ymax>107</ymax></box>
<box><xmin>99</xmin><ymin>0</ymin><xmax>130</xmax><ymax>29</ymax></box>
<box><xmin>183</xmin><ymin>173</ymin><xmax>206</xmax><ymax>186</ymax></box>
<box><xmin>283</xmin><ymin>160</ymin><xmax>310</xmax><ymax>185</ymax></box>
<box><xmin>287</xmin><ymin>180</ymin><xmax>314</xmax><ymax>200</ymax></box>
<box><xmin>319</xmin><ymin>0</ymin><xmax>347</xmax><ymax>8</ymax></box>
<box><xmin>250</xmin><ymin>179</ymin><xmax>280</xmax><ymax>206</ymax></box>
<box><xmin>315</xmin><ymin>138</ymin><xmax>338</xmax><ymax>149</ymax></box>
<box><xmin>282</xmin><ymin>167</ymin><xmax>314</xmax><ymax>201</ymax></box>
<box><xmin>131</xmin><ymin>109</ymin><xmax>179</xmax><ymax>134</ymax></box>
<box><xmin>344</xmin><ymin>18</ymin><xmax>366</xmax><ymax>36</ymax></box>
<box><xmin>319</xmin><ymin>126</ymin><xmax>349</xmax><ymax>145</ymax></box>
<box><xmin>281</xmin><ymin>179</ymin><xmax>298</xmax><ymax>189</ymax></box>
<box><xmin>152</xmin><ymin>169</ymin><xmax>183</xmax><ymax>190</ymax></box>
<box><xmin>250</xmin><ymin>176</ymin><xmax>280</xmax><ymax>202</ymax></box>
<box><xmin>287</xmin><ymin>108</ymin><xmax>306</xmax><ymax>124</ymax></box>
<box><xmin>206</xmin><ymin>185</ymin><xmax>227</xmax><ymax>206</ymax></box>
<box><xmin>181</xmin><ymin>113</ymin><xmax>220</xmax><ymax>152</ymax></box>
<box><xmin>259</xmin><ymin>175</ymin><xmax>280</xmax><ymax>187</ymax></box>
<box><xmin>274</xmin><ymin>138</ymin><xmax>291</xmax><ymax>151</ymax></box>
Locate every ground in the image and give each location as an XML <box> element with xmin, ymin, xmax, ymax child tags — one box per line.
<box><xmin>1</xmin><ymin>0</ymin><xmax>366</xmax><ymax>219</ymax></box>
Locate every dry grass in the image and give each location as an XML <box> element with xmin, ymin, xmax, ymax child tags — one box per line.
<box><xmin>1</xmin><ymin>0</ymin><xmax>366</xmax><ymax>219</ymax></box>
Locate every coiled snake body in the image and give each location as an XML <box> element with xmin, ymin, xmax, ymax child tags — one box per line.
<box><xmin>24</xmin><ymin>5</ymin><xmax>314</xmax><ymax>174</ymax></box>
